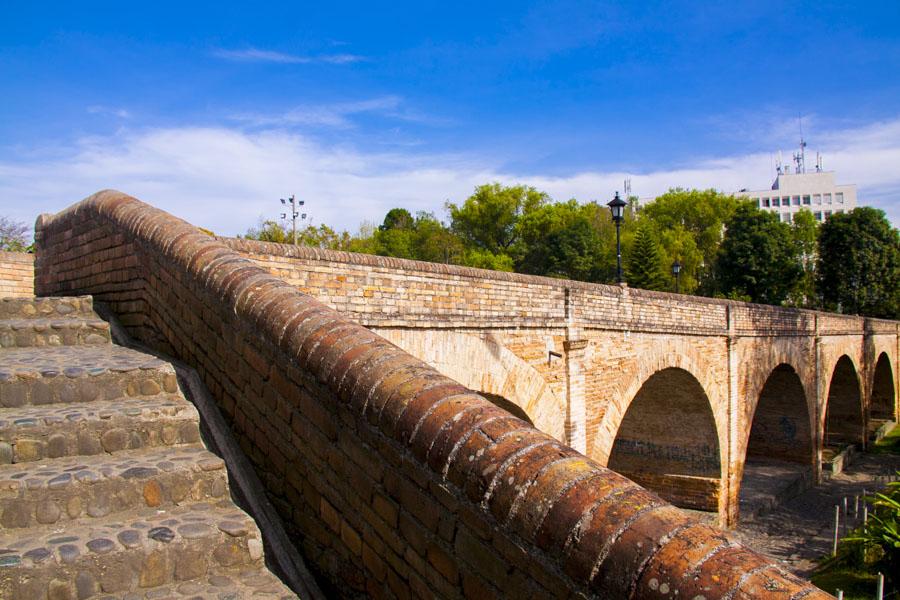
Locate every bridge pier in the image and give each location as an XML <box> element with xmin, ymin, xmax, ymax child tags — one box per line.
<box><xmin>563</xmin><ymin>339</ymin><xmax>588</xmax><ymax>453</ymax></box>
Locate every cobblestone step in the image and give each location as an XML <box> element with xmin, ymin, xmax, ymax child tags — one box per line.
<box><xmin>0</xmin><ymin>500</ymin><xmax>268</xmax><ymax>599</ymax></box>
<box><xmin>0</xmin><ymin>396</ymin><xmax>201</xmax><ymax>463</ymax></box>
<box><xmin>0</xmin><ymin>445</ymin><xmax>229</xmax><ymax>530</ymax></box>
<box><xmin>0</xmin><ymin>295</ymin><xmax>96</xmax><ymax>320</ymax></box>
<box><xmin>91</xmin><ymin>567</ymin><xmax>297</xmax><ymax>599</ymax></box>
<box><xmin>0</xmin><ymin>346</ymin><xmax>179</xmax><ymax>408</ymax></box>
<box><xmin>0</xmin><ymin>317</ymin><xmax>111</xmax><ymax>348</ymax></box>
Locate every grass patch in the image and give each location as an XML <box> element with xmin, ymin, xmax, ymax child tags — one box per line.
<box><xmin>870</xmin><ymin>423</ymin><xmax>900</xmax><ymax>455</ymax></box>
<box><xmin>811</xmin><ymin>568</ymin><xmax>878</xmax><ymax>599</ymax></box>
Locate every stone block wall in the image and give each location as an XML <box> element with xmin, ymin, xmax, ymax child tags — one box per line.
<box><xmin>35</xmin><ymin>191</ymin><xmax>831</xmax><ymax>599</ymax></box>
<box><xmin>0</xmin><ymin>251</ymin><xmax>34</xmax><ymax>297</ymax></box>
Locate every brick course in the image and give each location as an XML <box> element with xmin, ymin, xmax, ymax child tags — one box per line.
<box><xmin>0</xmin><ymin>251</ymin><xmax>34</xmax><ymax>297</ymax></box>
<box><xmin>34</xmin><ymin>190</ymin><xmax>833</xmax><ymax>598</ymax></box>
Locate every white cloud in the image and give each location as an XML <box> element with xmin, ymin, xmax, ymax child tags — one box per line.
<box><xmin>86</xmin><ymin>105</ymin><xmax>131</xmax><ymax>119</ymax></box>
<box><xmin>212</xmin><ymin>47</ymin><xmax>364</xmax><ymax>65</ymax></box>
<box><xmin>0</xmin><ymin>118</ymin><xmax>898</xmax><ymax>237</ymax></box>
<box><xmin>231</xmin><ymin>96</ymin><xmax>406</xmax><ymax>129</ymax></box>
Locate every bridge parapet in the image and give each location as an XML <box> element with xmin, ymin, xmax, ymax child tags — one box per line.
<box><xmin>223</xmin><ymin>236</ymin><xmax>884</xmax><ymax>339</ymax></box>
<box><xmin>33</xmin><ymin>191</ymin><xmax>832</xmax><ymax>599</ymax></box>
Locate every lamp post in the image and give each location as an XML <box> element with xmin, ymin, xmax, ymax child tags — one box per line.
<box><xmin>607</xmin><ymin>191</ymin><xmax>627</xmax><ymax>284</ymax></box>
<box><xmin>280</xmin><ymin>195</ymin><xmax>305</xmax><ymax>245</ymax></box>
<box><xmin>671</xmin><ymin>259</ymin><xmax>682</xmax><ymax>294</ymax></box>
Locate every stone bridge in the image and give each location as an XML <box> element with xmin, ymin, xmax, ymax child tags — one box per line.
<box><xmin>223</xmin><ymin>238</ymin><xmax>899</xmax><ymax>526</ymax></box>
<box><xmin>25</xmin><ymin>189</ymin><xmax>875</xmax><ymax>598</ymax></box>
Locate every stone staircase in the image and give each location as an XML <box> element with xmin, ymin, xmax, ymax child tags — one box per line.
<box><xmin>0</xmin><ymin>296</ymin><xmax>297</xmax><ymax>599</ymax></box>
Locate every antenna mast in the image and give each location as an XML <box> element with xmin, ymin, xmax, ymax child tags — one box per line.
<box><xmin>793</xmin><ymin>115</ymin><xmax>807</xmax><ymax>174</ymax></box>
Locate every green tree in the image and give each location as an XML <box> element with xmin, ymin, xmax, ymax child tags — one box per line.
<box><xmin>641</xmin><ymin>189</ymin><xmax>741</xmax><ymax>293</ymax></box>
<box><xmin>0</xmin><ymin>217</ymin><xmax>30</xmax><ymax>251</ymax></box>
<box><xmin>516</xmin><ymin>200</ymin><xmax>603</xmax><ymax>280</ymax></box>
<box><xmin>447</xmin><ymin>183</ymin><xmax>547</xmax><ymax>258</ymax></box>
<box><xmin>656</xmin><ymin>224</ymin><xmax>702</xmax><ymax>294</ymax></box>
<box><xmin>297</xmin><ymin>224</ymin><xmax>353</xmax><ymax>250</ymax></box>
<box><xmin>716</xmin><ymin>203</ymin><xmax>802</xmax><ymax>305</ymax></box>
<box><xmin>372</xmin><ymin>209</ymin><xmax>465</xmax><ymax>263</ymax></box>
<box><xmin>786</xmin><ymin>209</ymin><xmax>819</xmax><ymax>308</ymax></box>
<box><xmin>243</xmin><ymin>219</ymin><xmax>289</xmax><ymax>243</ymax></box>
<box><xmin>817</xmin><ymin>207</ymin><xmax>899</xmax><ymax>318</ymax></box>
<box><xmin>379</xmin><ymin>208</ymin><xmax>414</xmax><ymax>231</ymax></box>
<box><xmin>627</xmin><ymin>222</ymin><xmax>667</xmax><ymax>290</ymax></box>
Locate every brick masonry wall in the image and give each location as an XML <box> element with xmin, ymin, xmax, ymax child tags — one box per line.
<box><xmin>222</xmin><ymin>236</ymin><xmax>885</xmax><ymax>338</ymax></box>
<box><xmin>0</xmin><ymin>251</ymin><xmax>34</xmax><ymax>297</ymax></box>
<box><xmin>33</xmin><ymin>191</ymin><xmax>831</xmax><ymax>599</ymax></box>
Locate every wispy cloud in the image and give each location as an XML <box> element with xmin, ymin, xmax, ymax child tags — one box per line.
<box><xmin>231</xmin><ymin>96</ymin><xmax>445</xmax><ymax>129</ymax></box>
<box><xmin>1</xmin><ymin>118</ymin><xmax>898</xmax><ymax>238</ymax></box>
<box><xmin>86</xmin><ymin>105</ymin><xmax>131</xmax><ymax>119</ymax></box>
<box><xmin>212</xmin><ymin>47</ymin><xmax>364</xmax><ymax>65</ymax></box>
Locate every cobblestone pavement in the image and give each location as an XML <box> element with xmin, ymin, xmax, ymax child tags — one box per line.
<box><xmin>730</xmin><ymin>451</ymin><xmax>900</xmax><ymax>577</ymax></box>
<box><xmin>0</xmin><ymin>295</ymin><xmax>297</xmax><ymax>598</ymax></box>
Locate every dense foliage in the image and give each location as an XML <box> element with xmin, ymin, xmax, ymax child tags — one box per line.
<box><xmin>716</xmin><ymin>203</ymin><xmax>803</xmax><ymax>305</ymax></box>
<box><xmin>242</xmin><ymin>184</ymin><xmax>899</xmax><ymax>317</ymax></box>
<box><xmin>817</xmin><ymin>207</ymin><xmax>899</xmax><ymax>319</ymax></box>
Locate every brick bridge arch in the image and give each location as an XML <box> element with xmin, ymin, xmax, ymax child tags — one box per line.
<box><xmin>871</xmin><ymin>351</ymin><xmax>897</xmax><ymax>421</ymax></box>
<box><xmin>591</xmin><ymin>342</ymin><xmax>725</xmax><ymax>468</ymax></box>
<box><xmin>738</xmin><ymin>363</ymin><xmax>815</xmax><ymax>515</ymax></box>
<box><xmin>823</xmin><ymin>354</ymin><xmax>865</xmax><ymax>447</ymax></box>
<box><xmin>590</xmin><ymin>344</ymin><xmax>726</xmax><ymax>513</ymax></box>
<box><xmin>735</xmin><ymin>344</ymin><xmax>816</xmax><ymax>488</ymax></box>
<box><xmin>371</xmin><ymin>329</ymin><xmax>566</xmax><ymax>441</ymax></box>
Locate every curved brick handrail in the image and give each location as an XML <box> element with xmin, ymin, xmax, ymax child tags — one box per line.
<box><xmin>36</xmin><ymin>190</ymin><xmax>832</xmax><ymax>599</ymax></box>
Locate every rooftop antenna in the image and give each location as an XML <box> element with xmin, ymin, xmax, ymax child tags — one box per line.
<box><xmin>776</xmin><ymin>151</ymin><xmax>784</xmax><ymax>175</ymax></box>
<box><xmin>623</xmin><ymin>178</ymin><xmax>632</xmax><ymax>198</ymax></box>
<box><xmin>793</xmin><ymin>114</ymin><xmax>807</xmax><ymax>174</ymax></box>
<box><xmin>816</xmin><ymin>152</ymin><xmax>823</xmax><ymax>172</ymax></box>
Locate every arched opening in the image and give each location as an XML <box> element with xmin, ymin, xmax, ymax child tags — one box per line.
<box><xmin>870</xmin><ymin>353</ymin><xmax>896</xmax><ymax>423</ymax></box>
<box><xmin>739</xmin><ymin>364</ymin><xmax>814</xmax><ymax>519</ymax></box>
<box><xmin>479</xmin><ymin>391</ymin><xmax>534</xmax><ymax>426</ymax></box>
<box><xmin>824</xmin><ymin>356</ymin><xmax>864</xmax><ymax>449</ymax></box>
<box><xmin>608</xmin><ymin>368</ymin><xmax>721</xmax><ymax>512</ymax></box>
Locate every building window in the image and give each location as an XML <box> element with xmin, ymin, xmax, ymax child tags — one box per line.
<box><xmin>763</xmin><ymin>197</ymin><xmax>770</xmax><ymax>207</ymax></box>
<box><xmin>825</xmin><ymin>210</ymin><xmax>832</xmax><ymax>218</ymax></box>
<box><xmin>836</xmin><ymin>192</ymin><xmax>844</xmax><ymax>204</ymax></box>
<box><xmin>783</xmin><ymin>213</ymin><xmax>791</xmax><ymax>223</ymax></box>
<box><xmin>814</xmin><ymin>212</ymin><xmax>822</xmax><ymax>221</ymax></box>
<box><xmin>792</xmin><ymin>195</ymin><xmax>801</xmax><ymax>206</ymax></box>
<box><xmin>772</xmin><ymin>197</ymin><xmax>780</xmax><ymax>207</ymax></box>
<box><xmin>824</xmin><ymin>193</ymin><xmax>832</xmax><ymax>204</ymax></box>
<box><xmin>803</xmin><ymin>195</ymin><xmax>811</xmax><ymax>205</ymax></box>
<box><xmin>813</xmin><ymin>194</ymin><xmax>822</xmax><ymax>205</ymax></box>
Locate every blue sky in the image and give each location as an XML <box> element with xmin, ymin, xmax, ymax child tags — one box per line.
<box><xmin>2</xmin><ymin>1</ymin><xmax>899</xmax><ymax>235</ymax></box>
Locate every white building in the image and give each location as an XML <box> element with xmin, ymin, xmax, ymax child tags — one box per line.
<box><xmin>734</xmin><ymin>146</ymin><xmax>857</xmax><ymax>223</ymax></box>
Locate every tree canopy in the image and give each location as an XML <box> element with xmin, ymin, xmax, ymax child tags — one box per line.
<box><xmin>715</xmin><ymin>203</ymin><xmax>802</xmax><ymax>305</ymax></box>
<box><xmin>817</xmin><ymin>207</ymin><xmax>899</xmax><ymax>318</ymax></box>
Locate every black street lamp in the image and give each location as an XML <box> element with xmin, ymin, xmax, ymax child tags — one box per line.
<box><xmin>607</xmin><ymin>191</ymin><xmax>627</xmax><ymax>283</ymax></box>
<box><xmin>671</xmin><ymin>259</ymin><xmax>682</xmax><ymax>294</ymax></box>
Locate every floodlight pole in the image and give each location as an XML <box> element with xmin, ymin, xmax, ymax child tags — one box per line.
<box><xmin>280</xmin><ymin>195</ymin><xmax>306</xmax><ymax>245</ymax></box>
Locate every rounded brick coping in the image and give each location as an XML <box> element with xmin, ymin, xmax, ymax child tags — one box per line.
<box><xmin>218</xmin><ymin>234</ymin><xmax>881</xmax><ymax>330</ymax></box>
<box><xmin>37</xmin><ymin>190</ymin><xmax>834</xmax><ymax>599</ymax></box>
